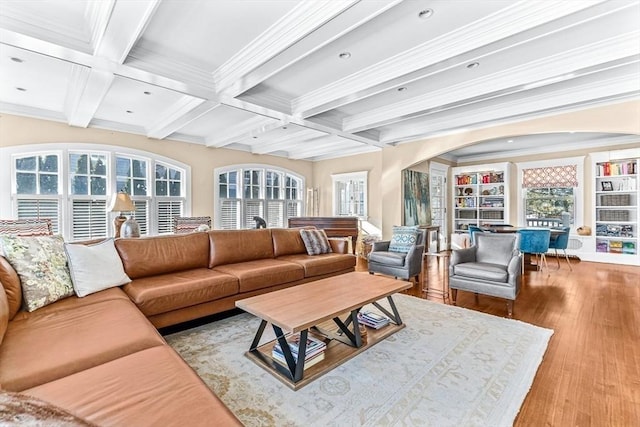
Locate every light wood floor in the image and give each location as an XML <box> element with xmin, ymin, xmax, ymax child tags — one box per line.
<box><xmin>357</xmin><ymin>256</ymin><xmax>640</xmax><ymax>426</ymax></box>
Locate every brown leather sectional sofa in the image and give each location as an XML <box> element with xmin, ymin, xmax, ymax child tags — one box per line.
<box><xmin>0</xmin><ymin>227</ymin><xmax>355</xmax><ymax>425</ymax></box>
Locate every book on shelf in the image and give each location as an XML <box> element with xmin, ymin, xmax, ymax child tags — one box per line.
<box><xmin>358</xmin><ymin>311</ymin><xmax>390</xmax><ymax>329</ymax></box>
<box><xmin>272</xmin><ymin>349</ymin><xmax>325</xmax><ymax>369</ymax></box>
<box><xmin>272</xmin><ymin>333</ymin><xmax>326</xmax><ymax>359</ymax></box>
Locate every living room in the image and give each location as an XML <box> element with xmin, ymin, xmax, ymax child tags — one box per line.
<box><xmin>1</xmin><ymin>1</ymin><xmax>639</xmax><ymax>426</ymax></box>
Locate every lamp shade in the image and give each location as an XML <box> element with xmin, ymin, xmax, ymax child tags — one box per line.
<box><xmin>108</xmin><ymin>192</ymin><xmax>135</xmax><ymax>213</ymax></box>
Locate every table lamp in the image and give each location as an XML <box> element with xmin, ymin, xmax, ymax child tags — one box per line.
<box><xmin>108</xmin><ymin>191</ymin><xmax>140</xmax><ymax>238</ymax></box>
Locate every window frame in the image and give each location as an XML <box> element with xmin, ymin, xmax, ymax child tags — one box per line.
<box><xmin>331</xmin><ymin>171</ymin><xmax>368</xmax><ymax>220</ymax></box>
<box><xmin>1</xmin><ymin>143</ymin><xmax>191</xmax><ymax>241</ymax></box>
<box><xmin>516</xmin><ymin>156</ymin><xmax>584</xmax><ymax>232</ymax></box>
<box><xmin>214</xmin><ymin>164</ymin><xmax>305</xmax><ymax>229</ymax></box>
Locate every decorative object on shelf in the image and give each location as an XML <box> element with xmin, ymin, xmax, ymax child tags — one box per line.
<box><xmin>577</xmin><ymin>226</ymin><xmax>591</xmax><ymax>236</ymax></box>
<box><xmin>108</xmin><ymin>191</ymin><xmax>139</xmax><ymax>238</ymax></box>
<box><xmin>600</xmin><ymin>181</ymin><xmax>614</xmax><ymax>191</ymax></box>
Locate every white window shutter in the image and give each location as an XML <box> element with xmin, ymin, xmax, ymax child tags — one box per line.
<box><xmin>243</xmin><ymin>200</ymin><xmax>264</xmax><ymax>229</ymax></box>
<box><xmin>266</xmin><ymin>200</ymin><xmax>284</xmax><ymax>228</ymax></box>
<box><xmin>220</xmin><ymin>199</ymin><xmax>240</xmax><ymax>230</ymax></box>
<box><xmin>16</xmin><ymin>198</ymin><xmax>60</xmax><ymax>233</ymax></box>
<box><xmin>157</xmin><ymin>200</ymin><xmax>182</xmax><ymax>234</ymax></box>
<box><xmin>71</xmin><ymin>199</ymin><xmax>107</xmax><ymax>240</ymax></box>
<box><xmin>132</xmin><ymin>200</ymin><xmax>148</xmax><ymax>235</ymax></box>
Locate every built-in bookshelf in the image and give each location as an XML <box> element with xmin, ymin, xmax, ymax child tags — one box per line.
<box><xmin>592</xmin><ymin>152</ymin><xmax>639</xmax><ymax>265</ymax></box>
<box><xmin>452</xmin><ymin>163</ymin><xmax>510</xmax><ymax>233</ymax></box>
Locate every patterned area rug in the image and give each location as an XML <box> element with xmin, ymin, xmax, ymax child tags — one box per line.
<box><xmin>165</xmin><ymin>294</ymin><xmax>553</xmax><ymax>427</ymax></box>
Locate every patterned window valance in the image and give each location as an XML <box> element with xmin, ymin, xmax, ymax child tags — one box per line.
<box><xmin>523</xmin><ymin>165</ymin><xmax>578</xmax><ymax>188</ymax></box>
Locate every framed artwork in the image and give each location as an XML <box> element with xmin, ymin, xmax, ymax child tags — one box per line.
<box><xmin>402</xmin><ymin>169</ymin><xmax>431</xmax><ymax>226</ymax></box>
<box><xmin>601</xmin><ymin>181</ymin><xmax>614</xmax><ymax>191</ymax></box>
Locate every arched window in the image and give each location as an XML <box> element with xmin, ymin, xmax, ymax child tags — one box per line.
<box><xmin>215</xmin><ymin>165</ymin><xmax>304</xmax><ymax>229</ymax></box>
<box><xmin>2</xmin><ymin>144</ymin><xmax>190</xmax><ymax>241</ymax></box>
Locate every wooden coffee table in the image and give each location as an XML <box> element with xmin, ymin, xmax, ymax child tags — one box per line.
<box><xmin>235</xmin><ymin>272</ymin><xmax>412</xmax><ymax>390</ymax></box>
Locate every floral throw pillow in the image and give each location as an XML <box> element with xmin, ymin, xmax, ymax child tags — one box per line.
<box><xmin>0</xmin><ymin>235</ymin><xmax>74</xmax><ymax>312</ymax></box>
<box><xmin>388</xmin><ymin>225</ymin><xmax>419</xmax><ymax>253</ymax></box>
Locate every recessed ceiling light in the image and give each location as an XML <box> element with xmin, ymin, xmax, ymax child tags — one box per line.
<box><xmin>282</xmin><ymin>126</ymin><xmax>287</xmax><ymax>130</ymax></box>
<box><xmin>10</xmin><ymin>57</ymin><xmax>24</xmax><ymax>63</ymax></box>
<box><xmin>467</xmin><ymin>62</ymin><xmax>480</xmax><ymax>69</ymax></box>
<box><xmin>15</xmin><ymin>87</ymin><xmax>27</xmax><ymax>92</ymax></box>
<box><xmin>126</xmin><ymin>110</ymin><xmax>133</xmax><ymax>114</ymax></box>
<box><xmin>397</xmin><ymin>87</ymin><xmax>407</xmax><ymax>92</ymax></box>
<box><xmin>252</xmin><ymin>136</ymin><xmax>258</xmax><ymax>139</ymax></box>
<box><xmin>418</xmin><ymin>9</ymin><xmax>434</xmax><ymax>19</ymax></box>
<box><xmin>507</xmin><ymin>139</ymin><xmax>514</xmax><ymax>143</ymax></box>
<box><xmin>338</xmin><ymin>52</ymin><xmax>351</xmax><ymax>59</ymax></box>
<box><xmin>143</xmin><ymin>91</ymin><xmax>151</xmax><ymax>95</ymax></box>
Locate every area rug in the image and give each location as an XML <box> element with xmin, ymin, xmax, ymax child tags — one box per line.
<box><xmin>165</xmin><ymin>294</ymin><xmax>553</xmax><ymax>427</ymax></box>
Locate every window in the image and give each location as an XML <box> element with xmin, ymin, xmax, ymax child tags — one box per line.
<box><xmin>4</xmin><ymin>144</ymin><xmax>190</xmax><ymax>241</ymax></box>
<box><xmin>331</xmin><ymin>171</ymin><xmax>367</xmax><ymax>219</ymax></box>
<box><xmin>215</xmin><ymin>165</ymin><xmax>304</xmax><ymax>229</ymax></box>
<box><xmin>518</xmin><ymin>158</ymin><xmax>583</xmax><ymax>229</ymax></box>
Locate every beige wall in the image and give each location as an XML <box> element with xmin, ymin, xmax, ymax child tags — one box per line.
<box><xmin>0</xmin><ymin>114</ymin><xmax>313</xmax><ymax>220</ymax></box>
<box><xmin>316</xmin><ymin>100</ymin><xmax>640</xmax><ymax>238</ymax></box>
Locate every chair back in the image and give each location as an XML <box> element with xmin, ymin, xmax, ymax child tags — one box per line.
<box><xmin>517</xmin><ymin>229</ymin><xmax>551</xmax><ymax>254</ymax></box>
<box><xmin>549</xmin><ymin>227</ymin><xmax>570</xmax><ymax>250</ymax></box>
<box><xmin>468</xmin><ymin>225</ymin><xmax>483</xmax><ymax>245</ymax></box>
<box><xmin>474</xmin><ymin>232</ymin><xmax>520</xmax><ymax>266</ymax></box>
<box><xmin>0</xmin><ymin>218</ymin><xmax>53</xmax><ymax>236</ymax></box>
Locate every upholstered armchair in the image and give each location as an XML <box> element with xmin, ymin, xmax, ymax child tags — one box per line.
<box><xmin>368</xmin><ymin>227</ymin><xmax>426</xmax><ymax>282</ymax></box>
<box><xmin>449</xmin><ymin>232</ymin><xmax>521</xmax><ymax>316</ymax></box>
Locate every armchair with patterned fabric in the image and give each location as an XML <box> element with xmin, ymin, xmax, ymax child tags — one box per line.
<box><xmin>368</xmin><ymin>226</ymin><xmax>426</xmax><ymax>282</ymax></box>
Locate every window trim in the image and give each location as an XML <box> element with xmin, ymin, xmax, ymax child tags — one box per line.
<box><xmin>1</xmin><ymin>143</ymin><xmax>191</xmax><ymax>240</ymax></box>
<box><xmin>516</xmin><ymin>156</ymin><xmax>584</xmax><ymax>232</ymax></box>
<box><xmin>214</xmin><ymin>164</ymin><xmax>305</xmax><ymax>229</ymax></box>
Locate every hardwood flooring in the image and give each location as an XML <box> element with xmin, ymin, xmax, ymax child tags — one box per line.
<box><xmin>356</xmin><ymin>256</ymin><xmax>640</xmax><ymax>426</ymax></box>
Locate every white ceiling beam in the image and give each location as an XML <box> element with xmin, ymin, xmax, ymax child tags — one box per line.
<box><xmin>343</xmin><ymin>31</ymin><xmax>640</xmax><ymax>133</ymax></box>
<box><xmin>147</xmin><ymin>98</ymin><xmax>219</xmax><ymax>140</ymax></box>
<box><xmin>92</xmin><ymin>0</ymin><xmax>160</xmax><ymax>64</ymax></box>
<box><xmin>251</xmin><ymin>129</ymin><xmax>325</xmax><ymax>154</ymax></box>
<box><xmin>220</xmin><ymin>0</ymin><xmax>401</xmax><ymax>98</ymax></box>
<box><xmin>213</xmin><ymin>0</ymin><xmax>358</xmax><ymax>93</ymax></box>
<box><xmin>64</xmin><ymin>65</ymin><xmax>114</xmax><ymax>127</ymax></box>
<box><xmin>380</xmin><ymin>71</ymin><xmax>640</xmax><ymax>144</ymax></box>
<box><xmin>287</xmin><ymin>137</ymin><xmax>351</xmax><ymax>160</ymax></box>
<box><xmin>292</xmin><ymin>0</ymin><xmax>608</xmax><ymax>116</ymax></box>
<box><xmin>298</xmin><ymin>0</ymin><xmax>635</xmax><ymax>119</ymax></box>
<box><xmin>205</xmin><ymin>116</ymin><xmax>286</xmax><ymax>148</ymax></box>
<box><xmin>311</xmin><ymin>145</ymin><xmax>381</xmax><ymax>162</ymax></box>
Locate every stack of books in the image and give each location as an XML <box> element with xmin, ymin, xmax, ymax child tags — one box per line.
<box><xmin>272</xmin><ymin>333</ymin><xmax>327</xmax><ymax>368</ymax></box>
<box><xmin>357</xmin><ymin>311</ymin><xmax>390</xmax><ymax>329</ymax></box>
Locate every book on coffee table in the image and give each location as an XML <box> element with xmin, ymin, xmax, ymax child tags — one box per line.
<box><xmin>272</xmin><ymin>333</ymin><xmax>327</xmax><ymax>359</ymax></box>
<box><xmin>358</xmin><ymin>311</ymin><xmax>390</xmax><ymax>329</ymax></box>
<box><xmin>272</xmin><ymin>350</ymin><xmax>325</xmax><ymax>369</ymax></box>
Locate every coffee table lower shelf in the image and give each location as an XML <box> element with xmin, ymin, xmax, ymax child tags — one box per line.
<box><xmin>246</xmin><ymin>319</ymin><xmax>405</xmax><ymax>391</ymax></box>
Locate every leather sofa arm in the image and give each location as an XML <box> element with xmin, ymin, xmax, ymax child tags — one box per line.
<box><xmin>328</xmin><ymin>238</ymin><xmax>349</xmax><ymax>254</ymax></box>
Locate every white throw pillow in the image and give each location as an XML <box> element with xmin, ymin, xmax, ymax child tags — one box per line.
<box><xmin>64</xmin><ymin>239</ymin><xmax>131</xmax><ymax>297</ymax></box>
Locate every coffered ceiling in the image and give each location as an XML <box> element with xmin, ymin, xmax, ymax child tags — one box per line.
<box><xmin>1</xmin><ymin>0</ymin><xmax>639</xmax><ymax>161</ymax></box>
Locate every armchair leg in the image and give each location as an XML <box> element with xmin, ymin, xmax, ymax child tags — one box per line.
<box><xmin>506</xmin><ymin>300</ymin><xmax>514</xmax><ymax>318</ymax></box>
<box><xmin>451</xmin><ymin>289</ymin><xmax>457</xmax><ymax>306</ymax></box>
<box><xmin>369</xmin><ymin>272</ymin><xmax>374</xmax><ymax>275</ymax></box>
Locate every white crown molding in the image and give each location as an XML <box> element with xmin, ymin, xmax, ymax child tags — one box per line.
<box><xmin>0</xmin><ymin>1</ymin><xmax>93</xmax><ymax>53</ymax></box>
<box><xmin>380</xmin><ymin>73</ymin><xmax>640</xmax><ymax>143</ymax></box>
<box><xmin>0</xmin><ymin>102</ymin><xmax>68</xmax><ymax>124</ymax></box>
<box><xmin>220</xmin><ymin>0</ymin><xmax>401</xmax><ymax>98</ymax></box>
<box><xmin>454</xmin><ymin>135</ymin><xmax>640</xmax><ymax>163</ymax></box>
<box><xmin>344</xmin><ymin>31</ymin><xmax>640</xmax><ymax>133</ymax></box>
<box><xmin>213</xmin><ymin>0</ymin><xmax>357</xmax><ymax>93</ymax></box>
<box><xmin>205</xmin><ymin>116</ymin><xmax>284</xmax><ymax>148</ymax></box>
<box><xmin>65</xmin><ymin>65</ymin><xmax>115</xmax><ymax>128</ymax></box>
<box><xmin>146</xmin><ymin>97</ymin><xmax>217</xmax><ymax>140</ymax></box>
<box><xmin>93</xmin><ymin>0</ymin><xmax>160</xmax><ymax>64</ymax></box>
<box><xmin>292</xmin><ymin>1</ymin><xmax>604</xmax><ymax>115</ymax></box>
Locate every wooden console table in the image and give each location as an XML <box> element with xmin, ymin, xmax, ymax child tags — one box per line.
<box><xmin>288</xmin><ymin>217</ymin><xmax>359</xmax><ymax>254</ymax></box>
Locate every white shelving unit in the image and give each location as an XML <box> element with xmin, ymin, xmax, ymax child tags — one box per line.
<box><xmin>452</xmin><ymin>163</ymin><xmax>510</xmax><ymax>233</ymax></box>
<box><xmin>591</xmin><ymin>151</ymin><xmax>639</xmax><ymax>265</ymax></box>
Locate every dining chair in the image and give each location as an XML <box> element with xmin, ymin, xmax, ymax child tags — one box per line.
<box><xmin>517</xmin><ymin>228</ymin><xmax>551</xmax><ymax>274</ymax></box>
<box><xmin>468</xmin><ymin>225</ymin><xmax>483</xmax><ymax>246</ymax></box>
<box><xmin>548</xmin><ymin>227</ymin><xmax>572</xmax><ymax>270</ymax></box>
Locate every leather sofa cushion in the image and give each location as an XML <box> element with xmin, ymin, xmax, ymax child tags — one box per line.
<box><xmin>115</xmin><ymin>233</ymin><xmax>210</xmax><ymax>279</ymax></box>
<box><xmin>123</xmin><ymin>269</ymin><xmax>239</xmax><ymax>317</ymax></box>
<box><xmin>209</xmin><ymin>229</ymin><xmax>274</xmax><ymax>268</ymax></box>
<box><xmin>0</xmin><ymin>283</ymin><xmax>8</xmax><ymax>346</ymax></box>
<box><xmin>0</xmin><ymin>256</ymin><xmax>22</xmax><ymax>320</ymax></box>
<box><xmin>453</xmin><ymin>262</ymin><xmax>509</xmax><ymax>283</ymax></box>
<box><xmin>368</xmin><ymin>251</ymin><xmax>406</xmax><ymax>267</ymax></box>
<box><xmin>214</xmin><ymin>259</ymin><xmax>304</xmax><ymax>293</ymax></box>
<box><xmin>10</xmin><ymin>287</ymin><xmax>130</xmax><ymax>322</ymax></box>
<box><xmin>271</xmin><ymin>227</ymin><xmax>308</xmax><ymax>257</ymax></box>
<box><xmin>25</xmin><ymin>346</ymin><xmax>242</xmax><ymax>427</ymax></box>
<box><xmin>0</xmin><ymin>298</ymin><xmax>164</xmax><ymax>391</ymax></box>
<box><xmin>277</xmin><ymin>253</ymin><xmax>356</xmax><ymax>277</ymax></box>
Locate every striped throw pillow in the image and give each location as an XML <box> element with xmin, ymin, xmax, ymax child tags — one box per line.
<box><xmin>299</xmin><ymin>229</ymin><xmax>333</xmax><ymax>255</ymax></box>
